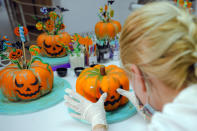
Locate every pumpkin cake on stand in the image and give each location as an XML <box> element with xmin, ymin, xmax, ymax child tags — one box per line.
<box><xmin>68</xmin><ymin>64</ymin><xmax>136</xmax><ymax>124</ymax></box>
<box><xmin>35</xmin><ymin>7</ymin><xmax>71</xmax><ymax>71</ymax></box>
<box><xmin>68</xmin><ymin>1</ymin><xmax>136</xmax><ymax>124</ymax></box>
<box><xmin>0</xmin><ymin>27</ymin><xmax>71</xmax><ymax>115</ymax></box>
<box><xmin>95</xmin><ymin>3</ymin><xmax>121</xmax><ymax>63</ymax></box>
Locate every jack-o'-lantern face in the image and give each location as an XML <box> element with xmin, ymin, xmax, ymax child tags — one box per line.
<box><xmin>98</xmin><ymin>85</ymin><xmax>123</xmax><ymax>108</ymax></box>
<box><xmin>14</xmin><ymin>70</ymin><xmax>41</xmax><ymax>100</ymax></box>
<box><xmin>43</xmin><ymin>40</ymin><xmax>65</xmax><ymax>57</ymax></box>
<box><xmin>0</xmin><ymin>60</ymin><xmax>54</xmax><ymax>101</ymax></box>
<box><xmin>37</xmin><ymin>32</ymin><xmax>71</xmax><ymax>58</ymax></box>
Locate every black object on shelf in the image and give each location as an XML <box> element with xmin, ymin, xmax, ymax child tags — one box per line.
<box><xmin>74</xmin><ymin>67</ymin><xmax>85</xmax><ymax>77</ymax></box>
<box><xmin>97</xmin><ymin>42</ymin><xmax>110</xmax><ymax>62</ymax></box>
<box><xmin>56</xmin><ymin>68</ymin><xmax>67</xmax><ymax>77</ymax></box>
<box><xmin>90</xmin><ymin>64</ymin><xmax>98</xmax><ymax>67</ymax></box>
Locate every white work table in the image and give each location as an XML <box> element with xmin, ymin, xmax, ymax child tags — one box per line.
<box><xmin>0</xmin><ymin>60</ymin><xmax>147</xmax><ymax>131</ymax></box>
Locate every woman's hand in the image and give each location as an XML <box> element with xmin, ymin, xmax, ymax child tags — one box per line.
<box><xmin>117</xmin><ymin>88</ymin><xmax>149</xmax><ymax>119</ymax></box>
<box><xmin>116</xmin><ymin>88</ymin><xmax>139</xmax><ymax>107</ymax></box>
<box><xmin>64</xmin><ymin>88</ymin><xmax>108</xmax><ymax>130</ymax></box>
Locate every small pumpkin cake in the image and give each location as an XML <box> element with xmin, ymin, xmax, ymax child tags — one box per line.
<box><xmin>0</xmin><ymin>60</ymin><xmax>54</xmax><ymax>101</ymax></box>
<box><xmin>95</xmin><ymin>4</ymin><xmax>121</xmax><ymax>40</ymax></box>
<box><xmin>37</xmin><ymin>32</ymin><xmax>71</xmax><ymax>57</ymax></box>
<box><xmin>95</xmin><ymin>20</ymin><xmax>121</xmax><ymax>40</ymax></box>
<box><xmin>76</xmin><ymin>65</ymin><xmax>129</xmax><ymax>111</ymax></box>
<box><xmin>35</xmin><ymin>10</ymin><xmax>71</xmax><ymax>58</ymax></box>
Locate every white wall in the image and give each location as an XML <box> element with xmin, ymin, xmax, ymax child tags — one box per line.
<box><xmin>0</xmin><ymin>0</ymin><xmax>15</xmax><ymax>41</ymax></box>
<box><xmin>116</xmin><ymin>0</ymin><xmax>137</xmax><ymax>25</ymax></box>
<box><xmin>58</xmin><ymin>0</ymin><xmax>134</xmax><ymax>34</ymax></box>
<box><xmin>0</xmin><ymin>0</ymin><xmax>135</xmax><ymax>39</ymax></box>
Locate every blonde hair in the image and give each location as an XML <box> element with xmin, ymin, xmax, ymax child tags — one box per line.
<box><xmin>120</xmin><ymin>2</ymin><xmax>197</xmax><ymax>89</ymax></box>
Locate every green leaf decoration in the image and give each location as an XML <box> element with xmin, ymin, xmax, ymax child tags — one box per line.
<box><xmin>32</xmin><ymin>16</ymin><xmax>38</xmax><ymax>21</ymax></box>
<box><xmin>98</xmin><ymin>14</ymin><xmax>105</xmax><ymax>22</ymax></box>
<box><xmin>110</xmin><ymin>10</ymin><xmax>114</xmax><ymax>17</ymax></box>
<box><xmin>29</xmin><ymin>57</ymin><xmax>51</xmax><ymax>73</ymax></box>
<box><xmin>11</xmin><ymin>60</ymin><xmax>22</xmax><ymax>69</ymax></box>
<box><xmin>12</xmin><ymin>48</ymin><xmax>16</xmax><ymax>52</ymax></box>
<box><xmin>0</xmin><ymin>54</ymin><xmax>8</xmax><ymax>60</ymax></box>
<box><xmin>29</xmin><ymin>47</ymin><xmax>40</xmax><ymax>56</ymax></box>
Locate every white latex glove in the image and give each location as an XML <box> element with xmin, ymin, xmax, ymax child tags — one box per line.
<box><xmin>116</xmin><ymin>88</ymin><xmax>146</xmax><ymax>118</ymax></box>
<box><xmin>116</xmin><ymin>88</ymin><xmax>139</xmax><ymax>106</ymax></box>
<box><xmin>64</xmin><ymin>88</ymin><xmax>108</xmax><ymax>129</ymax></box>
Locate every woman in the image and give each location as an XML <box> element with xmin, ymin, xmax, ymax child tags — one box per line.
<box><xmin>64</xmin><ymin>2</ymin><xmax>197</xmax><ymax>131</ymax></box>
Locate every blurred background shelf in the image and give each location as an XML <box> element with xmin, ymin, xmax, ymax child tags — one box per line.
<box><xmin>1</xmin><ymin>0</ymin><xmax>197</xmax><ymax>46</ymax></box>
<box><xmin>4</xmin><ymin>0</ymin><xmax>54</xmax><ymax>46</ymax></box>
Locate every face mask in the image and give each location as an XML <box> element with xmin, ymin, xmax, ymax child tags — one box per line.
<box><xmin>130</xmin><ymin>92</ymin><xmax>156</xmax><ymax>121</ymax></box>
<box><xmin>143</xmin><ymin>103</ymin><xmax>156</xmax><ymax>117</ymax></box>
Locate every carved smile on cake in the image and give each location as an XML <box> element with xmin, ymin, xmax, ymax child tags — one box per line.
<box><xmin>15</xmin><ymin>77</ymin><xmax>41</xmax><ymax>98</ymax></box>
<box><xmin>99</xmin><ymin>88</ymin><xmax>123</xmax><ymax>106</ymax></box>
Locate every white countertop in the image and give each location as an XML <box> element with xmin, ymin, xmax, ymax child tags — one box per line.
<box><xmin>0</xmin><ymin>60</ymin><xmax>147</xmax><ymax>131</ymax></box>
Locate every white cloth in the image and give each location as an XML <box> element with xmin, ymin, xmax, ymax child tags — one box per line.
<box><xmin>147</xmin><ymin>85</ymin><xmax>197</xmax><ymax>131</ymax></box>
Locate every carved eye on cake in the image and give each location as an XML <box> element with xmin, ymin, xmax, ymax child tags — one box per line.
<box><xmin>98</xmin><ymin>86</ymin><xmax>123</xmax><ymax>108</ymax></box>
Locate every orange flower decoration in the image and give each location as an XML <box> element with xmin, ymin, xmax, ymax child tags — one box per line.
<box><xmin>29</xmin><ymin>45</ymin><xmax>41</xmax><ymax>56</ymax></box>
<box><xmin>105</xmin><ymin>5</ymin><xmax>108</xmax><ymax>11</ymax></box>
<box><xmin>81</xmin><ymin>36</ymin><xmax>93</xmax><ymax>46</ymax></box>
<box><xmin>79</xmin><ymin>39</ymin><xmax>85</xmax><ymax>45</ymax></box>
<box><xmin>78</xmin><ymin>37</ymin><xmax>86</xmax><ymax>45</ymax></box>
<box><xmin>60</xmin><ymin>24</ymin><xmax>66</xmax><ymax>30</ymax></box>
<box><xmin>85</xmin><ymin>36</ymin><xmax>93</xmax><ymax>46</ymax></box>
<box><xmin>16</xmin><ymin>49</ymin><xmax>23</xmax><ymax>58</ymax></box>
<box><xmin>14</xmin><ymin>27</ymin><xmax>28</xmax><ymax>36</ymax></box>
<box><xmin>9</xmin><ymin>51</ymin><xmax>18</xmax><ymax>60</ymax></box>
<box><xmin>49</xmin><ymin>11</ymin><xmax>57</xmax><ymax>20</ymax></box>
<box><xmin>72</xmin><ymin>34</ymin><xmax>82</xmax><ymax>42</ymax></box>
<box><xmin>2</xmin><ymin>36</ymin><xmax>9</xmax><ymax>41</ymax></box>
<box><xmin>179</xmin><ymin>0</ymin><xmax>184</xmax><ymax>6</ymax></box>
<box><xmin>45</xmin><ymin>20</ymin><xmax>54</xmax><ymax>32</ymax></box>
<box><xmin>73</xmin><ymin>35</ymin><xmax>93</xmax><ymax>45</ymax></box>
<box><xmin>9</xmin><ymin>49</ymin><xmax>23</xmax><ymax>60</ymax></box>
<box><xmin>188</xmin><ymin>2</ymin><xmax>192</xmax><ymax>8</ymax></box>
<box><xmin>36</xmin><ymin>22</ymin><xmax>43</xmax><ymax>30</ymax></box>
